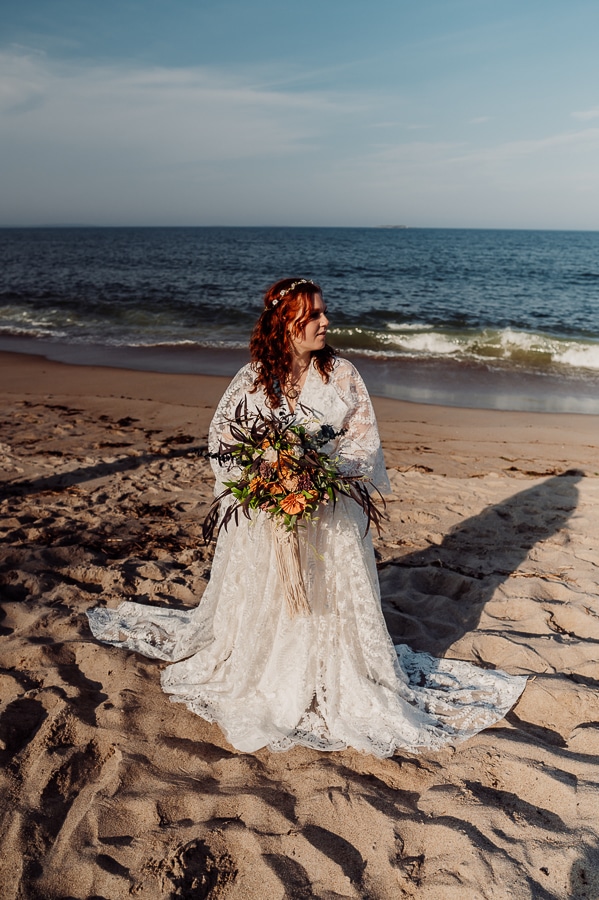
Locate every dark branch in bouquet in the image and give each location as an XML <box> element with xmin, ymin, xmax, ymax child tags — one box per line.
<box><xmin>203</xmin><ymin>399</ymin><xmax>386</xmax><ymax>543</ymax></box>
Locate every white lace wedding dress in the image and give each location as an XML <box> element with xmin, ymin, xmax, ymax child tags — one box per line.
<box><xmin>87</xmin><ymin>358</ymin><xmax>526</xmax><ymax>757</ymax></box>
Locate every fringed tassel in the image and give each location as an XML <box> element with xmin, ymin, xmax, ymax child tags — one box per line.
<box><xmin>272</xmin><ymin>525</ymin><xmax>311</xmax><ymax>617</ymax></box>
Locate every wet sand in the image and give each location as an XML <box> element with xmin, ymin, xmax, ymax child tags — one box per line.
<box><xmin>1</xmin><ymin>351</ymin><xmax>599</xmax><ymax>899</ymax></box>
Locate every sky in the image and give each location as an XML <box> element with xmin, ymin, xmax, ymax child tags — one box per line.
<box><xmin>2</xmin><ymin>0</ymin><xmax>599</xmax><ymax>229</ymax></box>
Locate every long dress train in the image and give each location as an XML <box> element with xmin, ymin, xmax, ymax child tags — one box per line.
<box><xmin>87</xmin><ymin>358</ymin><xmax>526</xmax><ymax>758</ymax></box>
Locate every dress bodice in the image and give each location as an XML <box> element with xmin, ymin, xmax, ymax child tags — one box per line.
<box><xmin>208</xmin><ymin>357</ymin><xmax>391</xmax><ymax>498</ymax></box>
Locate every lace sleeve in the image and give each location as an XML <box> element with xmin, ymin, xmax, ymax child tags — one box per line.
<box><xmin>208</xmin><ymin>364</ymin><xmax>257</xmax><ymax>497</ymax></box>
<box><xmin>331</xmin><ymin>358</ymin><xmax>391</xmax><ymax>494</ymax></box>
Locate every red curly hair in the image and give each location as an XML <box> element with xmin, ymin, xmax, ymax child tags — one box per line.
<box><xmin>249</xmin><ymin>278</ymin><xmax>336</xmax><ymax>408</ymax></box>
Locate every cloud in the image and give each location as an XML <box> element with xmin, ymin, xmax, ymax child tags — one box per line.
<box><xmin>0</xmin><ymin>46</ymin><xmax>354</xmax><ymax>166</ymax></box>
<box><xmin>446</xmin><ymin>127</ymin><xmax>599</xmax><ymax>165</ymax></box>
<box><xmin>348</xmin><ymin>124</ymin><xmax>599</xmax><ymax>220</ymax></box>
<box><xmin>571</xmin><ymin>105</ymin><xmax>599</xmax><ymax>121</ymax></box>
<box><xmin>374</xmin><ymin>140</ymin><xmax>464</xmax><ymax>167</ymax></box>
<box><xmin>0</xmin><ymin>45</ymin><xmax>374</xmax><ymax>224</ymax></box>
<box><xmin>2</xmin><ymin>46</ymin><xmax>599</xmax><ymax>228</ymax></box>
<box><xmin>363</xmin><ymin>122</ymin><xmax>599</xmax><ymax>192</ymax></box>
<box><xmin>0</xmin><ymin>46</ymin><xmax>48</xmax><ymax>114</ymax></box>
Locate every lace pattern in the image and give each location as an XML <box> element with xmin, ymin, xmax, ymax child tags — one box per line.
<box><xmin>208</xmin><ymin>358</ymin><xmax>391</xmax><ymax>499</ymax></box>
<box><xmin>87</xmin><ymin>358</ymin><xmax>526</xmax><ymax>757</ymax></box>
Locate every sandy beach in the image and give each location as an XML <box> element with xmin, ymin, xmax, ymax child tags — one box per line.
<box><xmin>1</xmin><ymin>350</ymin><xmax>599</xmax><ymax>900</ymax></box>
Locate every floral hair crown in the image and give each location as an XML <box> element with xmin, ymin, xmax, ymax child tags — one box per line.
<box><xmin>270</xmin><ymin>279</ymin><xmax>314</xmax><ymax>308</ymax></box>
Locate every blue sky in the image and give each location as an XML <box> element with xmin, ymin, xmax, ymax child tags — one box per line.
<box><xmin>2</xmin><ymin>0</ymin><xmax>599</xmax><ymax>228</ymax></box>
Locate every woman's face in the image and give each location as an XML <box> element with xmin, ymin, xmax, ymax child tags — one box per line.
<box><xmin>290</xmin><ymin>293</ymin><xmax>329</xmax><ymax>356</ymax></box>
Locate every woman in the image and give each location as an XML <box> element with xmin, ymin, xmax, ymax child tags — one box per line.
<box><xmin>87</xmin><ymin>277</ymin><xmax>526</xmax><ymax>757</ymax></box>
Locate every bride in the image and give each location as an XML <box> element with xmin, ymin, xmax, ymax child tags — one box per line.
<box><xmin>87</xmin><ymin>277</ymin><xmax>526</xmax><ymax>758</ymax></box>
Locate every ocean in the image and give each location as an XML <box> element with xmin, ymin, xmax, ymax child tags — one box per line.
<box><xmin>1</xmin><ymin>226</ymin><xmax>599</xmax><ymax>414</ymax></box>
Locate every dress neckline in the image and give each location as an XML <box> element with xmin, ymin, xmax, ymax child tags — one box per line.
<box><xmin>283</xmin><ymin>358</ymin><xmax>314</xmax><ymax>414</ymax></box>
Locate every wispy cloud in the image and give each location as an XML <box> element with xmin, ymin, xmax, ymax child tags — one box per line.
<box><xmin>0</xmin><ymin>45</ymin><xmax>48</xmax><ymax>114</ymax></box>
<box><xmin>0</xmin><ymin>47</ymin><xmax>353</xmax><ymax>165</ymax></box>
<box><xmin>2</xmin><ymin>45</ymin><xmax>599</xmax><ymax>228</ymax></box>
<box><xmin>374</xmin><ymin>140</ymin><xmax>464</xmax><ymax>166</ymax></box>
<box><xmin>374</xmin><ymin>128</ymin><xmax>599</xmax><ymax>173</ymax></box>
<box><xmin>571</xmin><ymin>105</ymin><xmax>599</xmax><ymax>121</ymax></box>
<box><xmin>356</xmin><ymin>125</ymin><xmax>599</xmax><ymax>206</ymax></box>
<box><xmin>446</xmin><ymin>127</ymin><xmax>599</xmax><ymax>165</ymax></box>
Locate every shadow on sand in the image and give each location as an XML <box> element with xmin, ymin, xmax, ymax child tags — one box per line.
<box><xmin>0</xmin><ymin>443</ymin><xmax>207</xmax><ymax>500</ymax></box>
<box><xmin>379</xmin><ymin>470</ymin><xmax>583</xmax><ymax>658</ymax></box>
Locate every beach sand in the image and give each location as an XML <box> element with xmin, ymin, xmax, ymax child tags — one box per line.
<box><xmin>1</xmin><ymin>351</ymin><xmax>599</xmax><ymax>900</ymax></box>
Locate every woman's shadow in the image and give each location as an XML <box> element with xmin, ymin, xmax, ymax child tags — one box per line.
<box><xmin>379</xmin><ymin>471</ymin><xmax>583</xmax><ymax>658</ymax></box>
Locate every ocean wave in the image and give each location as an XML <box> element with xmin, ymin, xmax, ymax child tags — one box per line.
<box><xmin>117</xmin><ymin>338</ymin><xmax>249</xmax><ymax>351</ymax></box>
<box><xmin>0</xmin><ymin>323</ymin><xmax>69</xmax><ymax>340</ymax></box>
<box><xmin>330</xmin><ymin>325</ymin><xmax>599</xmax><ymax>373</ymax></box>
<box><xmin>387</xmin><ymin>321</ymin><xmax>434</xmax><ymax>332</ymax></box>
<box><xmin>0</xmin><ymin>326</ymin><xmax>248</xmax><ymax>353</ymax></box>
<box><xmin>3</xmin><ymin>301</ymin><xmax>599</xmax><ymax>376</ymax></box>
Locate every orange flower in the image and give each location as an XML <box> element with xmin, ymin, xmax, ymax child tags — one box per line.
<box><xmin>278</xmin><ymin>451</ymin><xmax>298</xmax><ymax>469</ymax></box>
<box><xmin>249</xmin><ymin>476</ymin><xmax>264</xmax><ymax>492</ymax></box>
<box><xmin>280</xmin><ymin>492</ymin><xmax>308</xmax><ymax>515</ymax></box>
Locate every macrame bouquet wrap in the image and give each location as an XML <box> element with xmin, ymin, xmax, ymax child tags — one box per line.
<box><xmin>203</xmin><ymin>399</ymin><xmax>386</xmax><ymax>617</ymax></box>
<box><xmin>271</xmin><ymin>524</ymin><xmax>310</xmax><ymax>616</ymax></box>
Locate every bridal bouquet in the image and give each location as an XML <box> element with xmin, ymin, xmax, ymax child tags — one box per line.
<box><xmin>203</xmin><ymin>399</ymin><xmax>385</xmax><ymax>616</ymax></box>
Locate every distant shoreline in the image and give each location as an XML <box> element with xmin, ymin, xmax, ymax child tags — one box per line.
<box><xmin>2</xmin><ymin>224</ymin><xmax>598</xmax><ymax>232</ymax></box>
